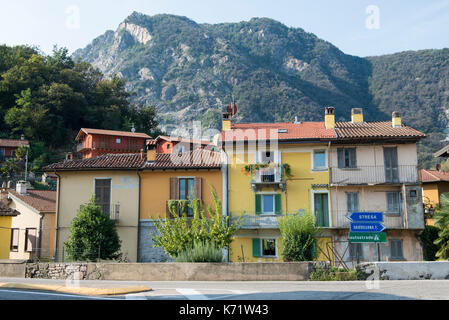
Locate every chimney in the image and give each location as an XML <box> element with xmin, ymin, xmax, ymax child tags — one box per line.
<box><xmin>66</xmin><ymin>152</ymin><xmax>73</xmax><ymax>161</ymax></box>
<box><xmin>16</xmin><ymin>180</ymin><xmax>27</xmax><ymax>195</ymax></box>
<box><xmin>20</xmin><ymin>134</ymin><xmax>25</xmax><ymax>141</ymax></box>
<box><xmin>140</xmin><ymin>148</ymin><xmax>145</xmax><ymax>160</ymax></box>
<box><xmin>0</xmin><ymin>182</ymin><xmax>8</xmax><ymax>204</ymax></box>
<box><xmin>324</xmin><ymin>107</ymin><xmax>335</xmax><ymax>129</ymax></box>
<box><xmin>392</xmin><ymin>111</ymin><xmax>402</xmax><ymax>127</ymax></box>
<box><xmin>351</xmin><ymin>108</ymin><xmax>363</xmax><ymax>124</ymax></box>
<box><xmin>147</xmin><ymin>144</ymin><xmax>157</xmax><ymax>162</ymax></box>
<box><xmin>222</xmin><ymin>112</ymin><xmax>232</xmax><ymax>131</ymax></box>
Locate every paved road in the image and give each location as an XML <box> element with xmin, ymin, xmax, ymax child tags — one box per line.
<box><xmin>1</xmin><ymin>278</ymin><xmax>449</xmax><ymax>300</ymax></box>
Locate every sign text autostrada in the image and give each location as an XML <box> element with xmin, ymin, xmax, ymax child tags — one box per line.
<box><xmin>348</xmin><ymin>212</ymin><xmax>387</xmax><ymax>243</ymax></box>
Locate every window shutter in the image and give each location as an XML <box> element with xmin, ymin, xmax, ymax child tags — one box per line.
<box><xmin>252</xmin><ymin>238</ymin><xmax>261</xmax><ymax>257</ymax></box>
<box><xmin>337</xmin><ymin>148</ymin><xmax>344</xmax><ymax>168</ymax></box>
<box><xmin>274</xmin><ymin>194</ymin><xmax>282</xmax><ymax>215</ymax></box>
<box><xmin>170</xmin><ymin>178</ymin><xmax>178</xmax><ymax>199</ymax></box>
<box><xmin>350</xmin><ymin>148</ymin><xmax>357</xmax><ymax>168</ymax></box>
<box><xmin>255</xmin><ymin>194</ymin><xmax>262</xmax><ymax>215</ymax></box>
<box><xmin>194</xmin><ymin>177</ymin><xmax>202</xmax><ymax>200</ymax></box>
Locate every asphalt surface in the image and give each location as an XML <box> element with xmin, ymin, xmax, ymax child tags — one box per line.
<box><xmin>1</xmin><ymin>278</ymin><xmax>449</xmax><ymax>300</ymax></box>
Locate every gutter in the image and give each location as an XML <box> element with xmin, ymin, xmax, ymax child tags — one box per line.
<box><xmin>54</xmin><ymin>172</ymin><xmax>61</xmax><ymax>262</ymax></box>
<box><xmin>136</xmin><ymin>169</ymin><xmax>141</xmax><ymax>262</ymax></box>
<box><xmin>221</xmin><ymin>149</ymin><xmax>230</xmax><ymax>262</ymax></box>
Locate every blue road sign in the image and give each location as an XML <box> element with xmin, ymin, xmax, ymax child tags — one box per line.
<box><xmin>349</xmin><ymin>212</ymin><xmax>383</xmax><ymax>222</ymax></box>
<box><xmin>350</xmin><ymin>222</ymin><xmax>385</xmax><ymax>233</ymax></box>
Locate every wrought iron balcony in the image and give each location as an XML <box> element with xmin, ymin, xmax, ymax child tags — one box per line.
<box><xmin>330</xmin><ymin>165</ymin><xmax>418</xmax><ymax>185</ymax></box>
<box><xmin>231</xmin><ymin>214</ymin><xmax>282</xmax><ymax>229</ymax></box>
<box><xmin>249</xmin><ymin>164</ymin><xmax>287</xmax><ymax>191</ymax></box>
<box><xmin>330</xmin><ymin>210</ymin><xmax>406</xmax><ymax>229</ymax></box>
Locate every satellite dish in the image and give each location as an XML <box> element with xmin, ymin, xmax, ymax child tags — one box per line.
<box><xmin>226</xmin><ymin>103</ymin><xmax>237</xmax><ymax>116</ymax></box>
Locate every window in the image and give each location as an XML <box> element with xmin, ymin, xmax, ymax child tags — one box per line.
<box><xmin>128</xmin><ymin>139</ymin><xmax>137</xmax><ymax>150</ymax></box>
<box><xmin>349</xmin><ymin>243</ymin><xmax>363</xmax><ymax>260</ymax></box>
<box><xmin>337</xmin><ymin>148</ymin><xmax>357</xmax><ymax>168</ymax></box>
<box><xmin>178</xmin><ymin>178</ymin><xmax>195</xmax><ymax>216</ymax></box>
<box><xmin>95</xmin><ymin>178</ymin><xmax>111</xmax><ymax>215</ymax></box>
<box><xmin>25</xmin><ymin>228</ymin><xmax>37</xmax><ymax>252</ymax></box>
<box><xmin>409</xmin><ymin>190</ymin><xmax>417</xmax><ymax>198</ymax></box>
<box><xmin>116</xmin><ymin>138</ymin><xmax>121</xmax><ymax>144</ymax></box>
<box><xmin>313</xmin><ymin>150</ymin><xmax>327</xmax><ymax>170</ymax></box>
<box><xmin>10</xmin><ymin>228</ymin><xmax>19</xmax><ymax>252</ymax></box>
<box><xmin>261</xmin><ymin>239</ymin><xmax>276</xmax><ymax>257</ymax></box>
<box><xmin>390</xmin><ymin>239</ymin><xmax>404</xmax><ymax>260</ymax></box>
<box><xmin>346</xmin><ymin>192</ymin><xmax>359</xmax><ymax>214</ymax></box>
<box><xmin>314</xmin><ymin>193</ymin><xmax>329</xmax><ymax>227</ymax></box>
<box><xmin>386</xmin><ymin>191</ymin><xmax>402</xmax><ymax>215</ymax></box>
<box><xmin>255</xmin><ymin>194</ymin><xmax>281</xmax><ymax>215</ymax></box>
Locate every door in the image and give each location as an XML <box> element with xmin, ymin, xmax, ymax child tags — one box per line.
<box><xmin>384</xmin><ymin>147</ymin><xmax>399</xmax><ymax>183</ymax></box>
<box><xmin>314</xmin><ymin>193</ymin><xmax>329</xmax><ymax>227</ymax></box>
<box><xmin>316</xmin><ymin>237</ymin><xmax>333</xmax><ymax>263</ymax></box>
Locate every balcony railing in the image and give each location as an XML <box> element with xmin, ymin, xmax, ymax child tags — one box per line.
<box><xmin>330</xmin><ymin>165</ymin><xmax>418</xmax><ymax>185</ymax></box>
<box><xmin>249</xmin><ymin>164</ymin><xmax>286</xmax><ymax>191</ymax></box>
<box><xmin>330</xmin><ymin>210</ymin><xmax>405</xmax><ymax>229</ymax></box>
<box><xmin>231</xmin><ymin>214</ymin><xmax>282</xmax><ymax>229</ymax></box>
<box><xmin>76</xmin><ymin>141</ymin><xmax>142</xmax><ymax>153</ymax></box>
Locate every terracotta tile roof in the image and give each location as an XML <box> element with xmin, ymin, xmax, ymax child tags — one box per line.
<box><xmin>156</xmin><ymin>136</ymin><xmax>212</xmax><ymax>145</ymax></box>
<box><xmin>419</xmin><ymin>169</ymin><xmax>449</xmax><ymax>183</ymax></box>
<box><xmin>75</xmin><ymin>128</ymin><xmax>151</xmax><ymax>141</ymax></box>
<box><xmin>334</xmin><ymin>121</ymin><xmax>426</xmax><ymax>140</ymax></box>
<box><xmin>220</xmin><ymin>122</ymin><xmax>336</xmax><ymax>142</ymax></box>
<box><xmin>43</xmin><ymin>153</ymin><xmax>145</xmax><ymax>171</ymax></box>
<box><xmin>143</xmin><ymin>149</ymin><xmax>221</xmax><ymax>169</ymax></box>
<box><xmin>43</xmin><ymin>149</ymin><xmax>221</xmax><ymax>171</ymax></box>
<box><xmin>0</xmin><ymin>139</ymin><xmax>30</xmax><ymax>148</ymax></box>
<box><xmin>0</xmin><ymin>202</ymin><xmax>19</xmax><ymax>216</ymax></box>
<box><xmin>9</xmin><ymin>190</ymin><xmax>56</xmax><ymax>213</ymax></box>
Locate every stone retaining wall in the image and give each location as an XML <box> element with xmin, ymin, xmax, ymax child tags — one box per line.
<box><xmin>357</xmin><ymin>261</ymin><xmax>449</xmax><ymax>280</ymax></box>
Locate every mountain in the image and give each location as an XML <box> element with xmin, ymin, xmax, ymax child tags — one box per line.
<box><xmin>73</xmin><ymin>12</ymin><xmax>449</xmax><ymax>167</ymax></box>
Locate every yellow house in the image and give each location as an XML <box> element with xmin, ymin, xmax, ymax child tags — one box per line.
<box><xmin>44</xmin><ymin>153</ymin><xmax>144</xmax><ymax>262</ymax></box>
<box><xmin>0</xmin><ymin>186</ymin><xmax>20</xmax><ymax>259</ymax></box>
<box><xmin>219</xmin><ymin>107</ymin><xmax>337</xmax><ymax>262</ymax></box>
<box><xmin>138</xmin><ymin>147</ymin><xmax>222</xmax><ymax>261</ymax></box>
<box><xmin>419</xmin><ymin>169</ymin><xmax>449</xmax><ymax>225</ymax></box>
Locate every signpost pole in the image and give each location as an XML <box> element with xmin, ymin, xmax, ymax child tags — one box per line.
<box><xmin>377</xmin><ymin>243</ymin><xmax>381</xmax><ymax>262</ymax></box>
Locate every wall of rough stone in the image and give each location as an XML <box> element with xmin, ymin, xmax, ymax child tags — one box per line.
<box><xmin>357</xmin><ymin>261</ymin><xmax>449</xmax><ymax>280</ymax></box>
<box><xmin>138</xmin><ymin>220</ymin><xmax>172</xmax><ymax>262</ymax></box>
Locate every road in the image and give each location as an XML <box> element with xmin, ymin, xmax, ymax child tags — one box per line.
<box><xmin>1</xmin><ymin>278</ymin><xmax>449</xmax><ymax>300</ymax></box>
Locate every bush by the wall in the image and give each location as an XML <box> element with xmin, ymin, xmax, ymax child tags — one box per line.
<box><xmin>174</xmin><ymin>241</ymin><xmax>224</xmax><ymax>263</ymax></box>
<box><xmin>419</xmin><ymin>225</ymin><xmax>441</xmax><ymax>261</ymax></box>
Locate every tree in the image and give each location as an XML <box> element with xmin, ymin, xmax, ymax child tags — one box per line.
<box><xmin>420</xmin><ymin>225</ymin><xmax>441</xmax><ymax>261</ymax></box>
<box><xmin>433</xmin><ymin>193</ymin><xmax>449</xmax><ymax>260</ymax></box>
<box><xmin>64</xmin><ymin>196</ymin><xmax>122</xmax><ymax>261</ymax></box>
<box><xmin>152</xmin><ymin>186</ymin><xmax>241</xmax><ymax>258</ymax></box>
<box><xmin>278</xmin><ymin>211</ymin><xmax>320</xmax><ymax>261</ymax></box>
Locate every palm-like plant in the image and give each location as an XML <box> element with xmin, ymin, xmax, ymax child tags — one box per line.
<box><xmin>433</xmin><ymin>193</ymin><xmax>449</xmax><ymax>260</ymax></box>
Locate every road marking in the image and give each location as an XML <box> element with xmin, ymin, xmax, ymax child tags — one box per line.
<box><xmin>0</xmin><ymin>288</ymin><xmax>118</xmax><ymax>300</ymax></box>
<box><xmin>176</xmin><ymin>288</ymin><xmax>208</xmax><ymax>300</ymax></box>
<box><xmin>125</xmin><ymin>292</ymin><xmax>148</xmax><ymax>300</ymax></box>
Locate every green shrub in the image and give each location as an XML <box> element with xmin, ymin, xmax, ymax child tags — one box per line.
<box><xmin>174</xmin><ymin>241</ymin><xmax>224</xmax><ymax>263</ymax></box>
<box><xmin>433</xmin><ymin>194</ymin><xmax>449</xmax><ymax>260</ymax></box>
<box><xmin>420</xmin><ymin>225</ymin><xmax>441</xmax><ymax>261</ymax></box>
<box><xmin>278</xmin><ymin>211</ymin><xmax>320</xmax><ymax>261</ymax></box>
<box><xmin>309</xmin><ymin>266</ymin><xmax>359</xmax><ymax>281</ymax></box>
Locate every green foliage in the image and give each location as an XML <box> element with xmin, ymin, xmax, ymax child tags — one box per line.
<box><xmin>64</xmin><ymin>195</ymin><xmax>122</xmax><ymax>261</ymax></box>
<box><xmin>174</xmin><ymin>240</ymin><xmax>224</xmax><ymax>262</ymax></box>
<box><xmin>278</xmin><ymin>211</ymin><xmax>320</xmax><ymax>261</ymax></box>
<box><xmin>309</xmin><ymin>266</ymin><xmax>360</xmax><ymax>281</ymax></box>
<box><xmin>152</xmin><ymin>186</ymin><xmax>241</xmax><ymax>258</ymax></box>
<box><xmin>420</xmin><ymin>225</ymin><xmax>441</xmax><ymax>261</ymax></box>
<box><xmin>433</xmin><ymin>193</ymin><xmax>449</xmax><ymax>260</ymax></box>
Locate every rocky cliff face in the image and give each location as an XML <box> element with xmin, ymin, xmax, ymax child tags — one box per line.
<box><xmin>73</xmin><ymin>12</ymin><xmax>449</xmax><ymax>143</ymax></box>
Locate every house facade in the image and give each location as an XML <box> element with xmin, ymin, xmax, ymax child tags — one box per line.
<box><xmin>0</xmin><ymin>136</ymin><xmax>29</xmax><ymax>165</ymax></box>
<box><xmin>7</xmin><ymin>183</ymin><xmax>56</xmax><ymax>260</ymax></box>
<box><xmin>75</xmin><ymin>128</ymin><xmax>150</xmax><ymax>159</ymax></box>
<box><xmin>219</xmin><ymin>110</ymin><xmax>336</xmax><ymax>262</ymax></box>
<box><xmin>419</xmin><ymin>169</ymin><xmax>449</xmax><ymax>225</ymax></box>
<box><xmin>327</xmin><ymin>108</ymin><xmax>426</xmax><ymax>263</ymax></box>
<box><xmin>44</xmin><ymin>153</ymin><xmax>145</xmax><ymax>262</ymax></box>
<box><xmin>0</xmin><ymin>185</ymin><xmax>20</xmax><ymax>259</ymax></box>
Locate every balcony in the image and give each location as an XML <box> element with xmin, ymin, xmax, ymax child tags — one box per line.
<box><xmin>231</xmin><ymin>214</ymin><xmax>282</xmax><ymax>229</ymax></box>
<box><xmin>249</xmin><ymin>164</ymin><xmax>287</xmax><ymax>191</ymax></box>
<box><xmin>330</xmin><ymin>165</ymin><xmax>418</xmax><ymax>185</ymax></box>
<box><xmin>331</xmin><ymin>210</ymin><xmax>406</xmax><ymax>229</ymax></box>
<box><xmin>76</xmin><ymin>142</ymin><xmax>87</xmax><ymax>152</ymax></box>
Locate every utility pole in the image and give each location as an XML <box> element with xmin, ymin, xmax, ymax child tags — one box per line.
<box><xmin>24</xmin><ymin>150</ymin><xmax>28</xmax><ymax>182</ymax></box>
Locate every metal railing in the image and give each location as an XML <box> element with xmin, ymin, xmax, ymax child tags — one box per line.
<box><xmin>330</xmin><ymin>165</ymin><xmax>418</xmax><ymax>185</ymax></box>
<box><xmin>231</xmin><ymin>214</ymin><xmax>282</xmax><ymax>229</ymax></box>
<box><xmin>331</xmin><ymin>210</ymin><xmax>405</xmax><ymax>229</ymax></box>
<box><xmin>250</xmin><ymin>165</ymin><xmax>285</xmax><ymax>184</ymax></box>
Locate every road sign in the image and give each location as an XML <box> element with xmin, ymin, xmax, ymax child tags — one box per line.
<box><xmin>349</xmin><ymin>212</ymin><xmax>383</xmax><ymax>222</ymax></box>
<box><xmin>349</xmin><ymin>232</ymin><xmax>387</xmax><ymax>243</ymax></box>
<box><xmin>350</xmin><ymin>222</ymin><xmax>385</xmax><ymax>233</ymax></box>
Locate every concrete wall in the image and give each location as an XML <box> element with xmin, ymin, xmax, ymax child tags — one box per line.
<box><xmin>138</xmin><ymin>220</ymin><xmax>171</xmax><ymax>262</ymax></box>
<box><xmin>357</xmin><ymin>261</ymin><xmax>449</xmax><ymax>280</ymax></box>
<box><xmin>1</xmin><ymin>261</ymin><xmax>326</xmax><ymax>281</ymax></box>
<box><xmin>56</xmin><ymin>171</ymin><xmax>140</xmax><ymax>262</ymax></box>
<box><xmin>0</xmin><ymin>260</ymin><xmax>26</xmax><ymax>277</ymax></box>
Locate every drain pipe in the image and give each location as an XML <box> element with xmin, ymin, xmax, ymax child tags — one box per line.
<box><xmin>221</xmin><ymin>149</ymin><xmax>229</xmax><ymax>262</ymax></box>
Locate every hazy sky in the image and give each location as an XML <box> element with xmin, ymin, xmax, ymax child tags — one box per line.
<box><xmin>1</xmin><ymin>0</ymin><xmax>448</xmax><ymax>57</ymax></box>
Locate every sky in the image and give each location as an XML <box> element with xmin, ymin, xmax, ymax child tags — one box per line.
<box><xmin>0</xmin><ymin>0</ymin><xmax>448</xmax><ymax>57</ymax></box>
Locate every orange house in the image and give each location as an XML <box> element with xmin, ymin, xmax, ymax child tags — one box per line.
<box><xmin>0</xmin><ymin>136</ymin><xmax>29</xmax><ymax>164</ymax></box>
<box><xmin>149</xmin><ymin>136</ymin><xmax>212</xmax><ymax>154</ymax></box>
<box><xmin>75</xmin><ymin>128</ymin><xmax>151</xmax><ymax>159</ymax></box>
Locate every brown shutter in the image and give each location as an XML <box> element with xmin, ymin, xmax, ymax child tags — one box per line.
<box><xmin>194</xmin><ymin>177</ymin><xmax>202</xmax><ymax>200</ymax></box>
<box><xmin>170</xmin><ymin>178</ymin><xmax>178</xmax><ymax>200</ymax></box>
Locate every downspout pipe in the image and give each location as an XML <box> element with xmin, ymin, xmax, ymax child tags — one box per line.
<box><xmin>54</xmin><ymin>172</ymin><xmax>61</xmax><ymax>262</ymax></box>
<box><xmin>136</xmin><ymin>169</ymin><xmax>142</xmax><ymax>262</ymax></box>
<box><xmin>221</xmin><ymin>149</ymin><xmax>229</xmax><ymax>262</ymax></box>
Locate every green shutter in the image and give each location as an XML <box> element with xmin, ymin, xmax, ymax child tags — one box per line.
<box><xmin>274</xmin><ymin>193</ymin><xmax>282</xmax><ymax>215</ymax></box>
<box><xmin>252</xmin><ymin>238</ymin><xmax>261</xmax><ymax>257</ymax></box>
<box><xmin>255</xmin><ymin>194</ymin><xmax>261</xmax><ymax>215</ymax></box>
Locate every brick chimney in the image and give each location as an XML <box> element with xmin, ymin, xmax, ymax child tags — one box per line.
<box><xmin>351</xmin><ymin>108</ymin><xmax>363</xmax><ymax>123</ymax></box>
<box><xmin>392</xmin><ymin>111</ymin><xmax>402</xmax><ymax>127</ymax></box>
<box><xmin>324</xmin><ymin>107</ymin><xmax>335</xmax><ymax>129</ymax></box>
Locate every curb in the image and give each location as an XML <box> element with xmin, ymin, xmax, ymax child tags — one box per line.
<box><xmin>0</xmin><ymin>282</ymin><xmax>152</xmax><ymax>296</ymax></box>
